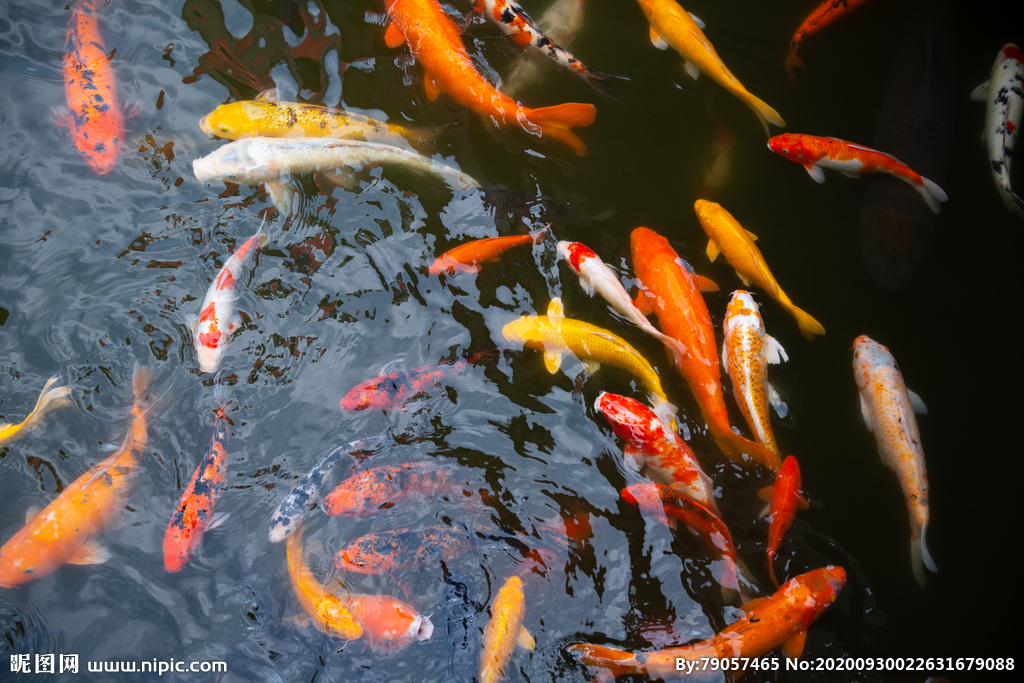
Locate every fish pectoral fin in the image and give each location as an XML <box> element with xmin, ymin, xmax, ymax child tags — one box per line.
<box><xmin>378</xmin><ymin>359</ymin><xmax>402</xmax><ymax>375</ymax></box>
<box><xmin>423</xmin><ymin>71</ymin><xmax>442</xmax><ymax>101</ymax></box>
<box><xmin>649</xmin><ymin>26</ymin><xmax>669</xmax><ymax>50</ymax></box>
<box><xmin>228</xmin><ymin>311</ymin><xmax>242</xmax><ymax>334</ymax></box>
<box><xmin>781</xmin><ymin>629</ymin><xmax>807</xmax><ymax>659</ymax></box>
<box><xmin>48</xmin><ymin>106</ymin><xmax>70</xmax><ymax>129</ymax></box>
<box><xmin>687</xmin><ymin>12</ymin><xmax>705</xmax><ymax>29</ymax></box>
<box><xmin>543</xmin><ymin>351</ymin><xmax>562</xmax><ymax>374</ymax></box>
<box><xmin>765</xmin><ymin>335</ymin><xmax>788</xmax><ymax>364</ymax></box>
<box><xmin>695</xmin><ymin>274</ymin><xmax>719</xmax><ymax>292</ymax></box>
<box><xmin>706</xmin><ymin>239</ymin><xmax>720</xmax><ymax>262</ymax></box>
<box><xmin>256</xmin><ymin>88</ymin><xmax>279</xmax><ymax>102</ymax></box>
<box><xmin>907</xmin><ymin>389</ymin><xmax>928</xmax><ymax>415</ymax></box>
<box><xmin>756</xmin><ymin>485</ymin><xmax>773</xmax><ymax>505</ymax></box>
<box><xmin>682</xmin><ymin>59</ymin><xmax>701</xmax><ymax>81</ymax></box>
<box><xmin>122</xmin><ymin>100</ymin><xmax>143</xmax><ymax>119</ymax></box>
<box><xmin>803</xmin><ymin>164</ymin><xmax>826</xmax><ymax>184</ymax></box>
<box><xmin>858</xmin><ymin>393</ymin><xmax>872</xmax><ymax>431</ymax></box>
<box><xmin>24</xmin><ymin>505</ymin><xmax>42</xmax><ymax>525</ymax></box>
<box><xmin>969</xmin><ymin>81</ymin><xmax>989</xmax><ymax>101</ymax></box>
<box><xmin>517</xmin><ymin>625</ymin><xmax>536</xmax><ymax>650</ymax></box>
<box><xmin>767</xmin><ymin>383</ymin><xmax>788</xmax><ymax>418</ymax></box>
<box><xmin>633</xmin><ymin>290</ymin><xmax>654</xmax><ymax>315</ymax></box>
<box><xmin>384</xmin><ymin>22</ymin><xmax>407</xmax><ymax>49</ymax></box>
<box><xmin>735</xmin><ymin>270</ymin><xmax>752</xmax><ymax>286</ymax></box>
<box><xmin>207</xmin><ymin>512</ymin><xmax>230</xmax><ymax>531</ymax></box>
<box><xmin>547</xmin><ymin>297</ymin><xmax>565</xmax><ymax>322</ymax></box>
<box><xmin>265</xmin><ymin>179</ymin><xmax>295</xmax><ymax>217</ymax></box>
<box><xmin>582</xmin><ymin>361</ymin><xmax>601</xmax><ymax>375</ymax></box>
<box><xmin>67</xmin><ymin>540</ymin><xmax>112</xmax><ymax>565</ymax></box>
<box><xmin>321</xmin><ymin>169</ymin><xmax>361</xmax><ymax>192</ymax></box>
<box><xmin>744</xmin><ymin>229</ymin><xmax>757</xmax><ymax>241</ymax></box>
<box><xmin>837</xmin><ymin>170</ymin><xmax>861</xmax><ymax>179</ymax></box>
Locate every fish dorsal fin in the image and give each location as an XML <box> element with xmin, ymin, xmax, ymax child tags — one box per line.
<box><xmin>744</xmin><ymin>229</ymin><xmax>757</xmax><ymax>241</ymax></box>
<box><xmin>706</xmin><ymin>239</ymin><xmax>720</xmax><ymax>262</ymax></box>
<box><xmin>907</xmin><ymin>389</ymin><xmax>927</xmax><ymax>414</ymax></box>
<box><xmin>517</xmin><ymin>625</ymin><xmax>535</xmax><ymax>650</ymax></box>
<box><xmin>781</xmin><ymin>629</ymin><xmax>807</xmax><ymax>659</ymax></box>
<box><xmin>803</xmin><ymin>164</ymin><xmax>826</xmax><ymax>184</ymax></box>
<box><xmin>969</xmin><ymin>81</ymin><xmax>989</xmax><ymax>101</ymax></box>
<box><xmin>547</xmin><ymin>297</ymin><xmax>565</xmax><ymax>323</ymax></box>
<box><xmin>543</xmin><ymin>351</ymin><xmax>562</xmax><ymax>374</ymax></box>
<box><xmin>859</xmin><ymin>393</ymin><xmax>872</xmax><ymax>431</ymax></box>
<box><xmin>67</xmin><ymin>540</ymin><xmax>111</xmax><ymax>565</ymax></box>
<box><xmin>649</xmin><ymin>27</ymin><xmax>669</xmax><ymax>50</ymax></box>
<box><xmin>682</xmin><ymin>60</ymin><xmax>701</xmax><ymax>80</ymax></box>
<box><xmin>423</xmin><ymin>72</ymin><xmax>442</xmax><ymax>101</ymax></box>
<box><xmin>207</xmin><ymin>512</ymin><xmax>230</xmax><ymax>531</ymax></box>
<box><xmin>583</xmin><ymin>361</ymin><xmax>601</xmax><ymax>375</ymax></box>
<box><xmin>256</xmin><ymin>88</ymin><xmax>279</xmax><ymax>102</ymax></box>
<box><xmin>378</xmin><ymin>359</ymin><xmax>402</xmax><ymax>376</ymax></box>
<box><xmin>49</xmin><ymin>106</ymin><xmax>70</xmax><ymax>129</ymax></box>
<box><xmin>385</xmin><ymin>23</ymin><xmax>407</xmax><ymax>49</ymax></box>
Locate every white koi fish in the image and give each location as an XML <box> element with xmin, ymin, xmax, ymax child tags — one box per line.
<box><xmin>971</xmin><ymin>44</ymin><xmax>1024</xmax><ymax>220</ymax></box>
<box><xmin>195</xmin><ymin>226</ymin><xmax>267</xmax><ymax>373</ymax></box>
<box><xmin>853</xmin><ymin>335</ymin><xmax>936</xmax><ymax>585</ymax></box>
<box><xmin>504</xmin><ymin>0</ymin><xmax>585</xmax><ymax>95</ymax></box>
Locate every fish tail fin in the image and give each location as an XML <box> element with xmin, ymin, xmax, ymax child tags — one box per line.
<box><xmin>132</xmin><ymin>365</ymin><xmax>154</xmax><ymax>406</ymax></box>
<box><xmin>651</xmin><ymin>399</ymin><xmax>678</xmax><ymax>432</ymax></box>
<box><xmin>915</xmin><ymin>177</ymin><xmax>948</xmax><ymax>214</ymax></box>
<box><xmin>579</xmin><ymin>68</ymin><xmax>628</xmax><ymax>100</ymax></box>
<box><xmin>743</xmin><ymin>93</ymin><xmax>786</xmax><ymax>136</ymax></box>
<box><xmin>785</xmin><ymin>304</ymin><xmax>826</xmax><ymax>339</ymax></box>
<box><xmin>650</xmin><ymin>331</ymin><xmax>687</xmax><ymax>367</ymax></box>
<box><xmin>784</xmin><ymin>44</ymin><xmax>805</xmax><ymax>87</ymax></box>
<box><xmin>1009</xmin><ymin>191</ymin><xmax>1024</xmax><ymax>220</ymax></box>
<box><xmin>402</xmin><ymin>124</ymin><xmax>446</xmax><ymax>152</ymax></box>
<box><xmin>531</xmin><ymin>224</ymin><xmax>551</xmax><ymax>243</ymax></box>
<box><xmin>526</xmin><ymin>102</ymin><xmax>597</xmax><ymax>156</ymax></box>
<box><xmin>711</xmin><ymin>426</ymin><xmax>783</xmax><ymax>472</ymax></box>
<box><xmin>20</xmin><ymin>376</ymin><xmax>73</xmax><ymax>433</ymax></box>
<box><xmin>910</xmin><ymin>523</ymin><xmax>937</xmax><ymax>586</ymax></box>
<box><xmin>468</xmin><ymin>344</ymin><xmax>501</xmax><ymax>365</ymax></box>
<box><xmin>768</xmin><ymin>550</ymin><xmax>781</xmax><ymax>588</ymax></box>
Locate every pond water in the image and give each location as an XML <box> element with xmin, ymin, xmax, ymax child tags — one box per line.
<box><xmin>0</xmin><ymin>0</ymin><xmax>1019</xmax><ymax>681</ymax></box>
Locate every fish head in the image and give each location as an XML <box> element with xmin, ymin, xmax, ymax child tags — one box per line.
<box><xmin>1002</xmin><ymin>44</ymin><xmax>1024</xmax><ymax>65</ymax></box>
<box><xmin>339</xmin><ymin>383</ymin><xmax>376</xmax><ymax>411</ymax></box>
<box><xmin>803</xmin><ymin>565</ymin><xmax>847</xmax><ymax>605</ymax></box>
<box><xmin>767</xmin><ymin>134</ymin><xmax>810</xmax><ymax>163</ymax></box>
<box><xmin>501</xmin><ymin>316</ymin><xmax>548</xmax><ymax>348</ymax></box>
<box><xmin>595</xmin><ymin>392</ymin><xmax>663</xmax><ymax>446</ymax></box>
<box><xmin>852</xmin><ymin>335</ymin><xmax>897</xmax><ymax>390</ymax></box>
<box><xmin>556</xmin><ymin>241</ymin><xmax>597</xmax><ymax>274</ymax></box>
<box><xmin>723</xmin><ymin>290</ymin><xmax>763</xmax><ymax>334</ymax></box>
<box><xmin>199</xmin><ymin>101</ymin><xmax>267</xmax><ymax>139</ymax></box>
<box><xmin>192</xmin><ymin>139</ymin><xmax>270</xmax><ymax>185</ymax></box>
<box><xmin>196</xmin><ymin>332</ymin><xmax>225</xmax><ymax>374</ymax></box>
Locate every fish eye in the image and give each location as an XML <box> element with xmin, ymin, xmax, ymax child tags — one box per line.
<box><xmin>218</xmin><ymin>124</ymin><xmax>231</xmax><ymax>133</ymax></box>
<box><xmin>782</xmin><ymin>148</ymin><xmax>789</xmax><ymax>154</ymax></box>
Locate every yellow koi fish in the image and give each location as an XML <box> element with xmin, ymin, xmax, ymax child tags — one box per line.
<box><xmin>0</xmin><ymin>376</ymin><xmax>73</xmax><ymax>447</ymax></box>
<box><xmin>694</xmin><ymin>200</ymin><xmax>825</xmax><ymax>339</ymax></box>
<box><xmin>480</xmin><ymin>575</ymin><xmax>534</xmax><ymax>683</ymax></box>
<box><xmin>286</xmin><ymin>524</ymin><xmax>364</xmax><ymax>640</ymax></box>
<box><xmin>722</xmin><ymin>291</ymin><xmax>788</xmax><ymax>453</ymax></box>
<box><xmin>501</xmin><ymin>298</ymin><xmax>676</xmax><ymax>426</ymax></box>
<box><xmin>636</xmin><ymin>0</ymin><xmax>784</xmax><ymax>134</ymax></box>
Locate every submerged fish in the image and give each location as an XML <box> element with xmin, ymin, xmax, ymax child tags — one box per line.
<box><xmin>479</xmin><ymin>575</ymin><xmax>535</xmax><ymax>683</ymax></box>
<box><xmin>322</xmin><ymin>462</ymin><xmax>455</xmax><ymax>517</ymax></box>
<box><xmin>336</xmin><ymin>591</ymin><xmax>434</xmax><ymax>653</ymax></box>
<box><xmin>504</xmin><ymin>0</ymin><xmax>585</xmax><ymax>96</ymax></box>
<box><xmin>785</xmin><ymin>0</ymin><xmax>874</xmax><ymax>85</ymax></box>
<box><xmin>335</xmin><ymin>525</ymin><xmax>475</xmax><ymax>575</ymax></box>
<box><xmin>971</xmin><ymin>44</ymin><xmax>1024</xmax><ymax>219</ymax></box>
<box><xmin>0</xmin><ymin>377</ymin><xmax>73</xmax><ymax>447</ymax></box>
<box><xmin>0</xmin><ymin>367</ymin><xmax>151</xmax><ymax>587</ymax></box>
<box><xmin>853</xmin><ymin>335</ymin><xmax>935</xmax><ymax>585</ymax></box>
<box><xmin>286</xmin><ymin>525</ymin><xmax>363</xmax><ymax>640</ymax></box>
<box><xmin>430</xmin><ymin>227</ymin><xmax>548</xmax><ymax>274</ymax></box>
<box><xmin>478</xmin><ymin>187</ymin><xmax>586</xmax><ymax>226</ymax></box>
<box><xmin>766</xmin><ymin>455</ymin><xmax>802</xmax><ymax>587</ymax></box>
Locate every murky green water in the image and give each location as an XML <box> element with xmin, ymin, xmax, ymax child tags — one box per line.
<box><xmin>0</xmin><ymin>0</ymin><xmax>1020</xmax><ymax>681</ymax></box>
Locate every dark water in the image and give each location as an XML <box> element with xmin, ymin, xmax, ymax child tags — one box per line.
<box><xmin>0</xmin><ymin>0</ymin><xmax>1020</xmax><ymax>681</ymax></box>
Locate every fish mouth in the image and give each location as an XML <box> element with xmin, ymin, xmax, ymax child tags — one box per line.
<box><xmin>199</xmin><ymin>116</ymin><xmax>215</xmax><ymax>137</ymax></box>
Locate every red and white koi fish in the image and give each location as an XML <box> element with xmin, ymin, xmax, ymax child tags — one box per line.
<box><xmin>765</xmin><ymin>455</ymin><xmax>801</xmax><ymax>587</ymax></box>
<box><xmin>51</xmin><ymin>0</ymin><xmax>139</xmax><ymax>174</ymax></box>
<box><xmin>971</xmin><ymin>44</ymin><xmax>1024</xmax><ymax>220</ymax></box>
<box><xmin>853</xmin><ymin>335</ymin><xmax>936</xmax><ymax>585</ymax></box>
<box><xmin>477</xmin><ymin>0</ymin><xmax>622</xmax><ymax>98</ymax></box>
<box><xmin>336</xmin><ymin>589</ymin><xmax>434</xmax><ymax>653</ymax></box>
<box><xmin>768</xmin><ymin>134</ymin><xmax>948</xmax><ymax>213</ymax></box>
<box><xmin>721</xmin><ymin>291</ymin><xmax>788</xmax><ymax>454</ymax></box>
<box><xmin>162</xmin><ymin>399</ymin><xmax>231</xmax><ymax>572</ymax></box>
<box><xmin>556</xmin><ymin>241</ymin><xmax>687</xmax><ymax>362</ymax></box>
<box><xmin>504</xmin><ymin>0</ymin><xmax>585</xmax><ymax>95</ymax></box>
<box><xmin>195</xmin><ymin>226</ymin><xmax>267</xmax><ymax>373</ymax></box>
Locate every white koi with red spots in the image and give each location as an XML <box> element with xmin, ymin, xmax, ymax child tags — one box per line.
<box><xmin>853</xmin><ymin>335</ymin><xmax>936</xmax><ymax>585</ymax></box>
<box><xmin>195</xmin><ymin>226</ymin><xmax>267</xmax><ymax>373</ymax></box>
<box><xmin>971</xmin><ymin>44</ymin><xmax>1024</xmax><ymax>219</ymax></box>
<box><xmin>504</xmin><ymin>0</ymin><xmax>584</xmax><ymax>95</ymax></box>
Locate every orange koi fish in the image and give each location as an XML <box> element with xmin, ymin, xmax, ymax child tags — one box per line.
<box><xmin>51</xmin><ymin>0</ymin><xmax>139</xmax><ymax>174</ymax></box>
<box><xmin>766</xmin><ymin>455</ymin><xmax>802</xmax><ymax>587</ymax></box>
<box><xmin>480</xmin><ymin>575</ymin><xmax>535</xmax><ymax>683</ymax></box>
<box><xmin>195</xmin><ymin>226</ymin><xmax>267</xmax><ymax>373</ymax></box>
<box><xmin>0</xmin><ymin>376</ymin><xmax>73</xmax><ymax>447</ymax></box>
<box><xmin>721</xmin><ymin>292</ymin><xmax>789</xmax><ymax>453</ymax></box>
<box><xmin>336</xmin><ymin>590</ymin><xmax>434</xmax><ymax>652</ymax></box>
<box><xmin>696</xmin><ymin>200</ymin><xmax>825</xmax><ymax>339</ymax></box>
<box><xmin>0</xmin><ymin>367</ymin><xmax>151</xmax><ymax>587</ymax></box>
<box><xmin>162</xmin><ymin>399</ymin><xmax>231</xmax><ymax>572</ymax></box>
<box><xmin>768</xmin><ymin>134</ymin><xmax>948</xmax><ymax>213</ymax></box>
<box><xmin>335</xmin><ymin>525</ymin><xmax>475</xmax><ymax>575</ymax></box>
<box><xmin>630</xmin><ymin>227</ymin><xmax>782</xmax><ymax>471</ymax></box>
<box><xmin>595</xmin><ymin>393</ymin><xmax>716</xmax><ymax>511</ymax></box>
<box><xmin>382</xmin><ymin>0</ymin><xmax>596</xmax><ymax>154</ymax></box>
<box><xmin>786</xmin><ymin>0</ymin><xmax>874</xmax><ymax>85</ymax></box>
<box><xmin>565</xmin><ymin>565</ymin><xmax>847</xmax><ymax>680</ymax></box>
<box><xmin>322</xmin><ymin>462</ymin><xmax>455</xmax><ymax>517</ymax></box>
<box><xmin>853</xmin><ymin>335</ymin><xmax>936</xmax><ymax>585</ymax></box>
<box><xmin>429</xmin><ymin>227</ymin><xmax>548</xmax><ymax>274</ymax></box>
<box><xmin>286</xmin><ymin>525</ymin><xmax>364</xmax><ymax>640</ymax></box>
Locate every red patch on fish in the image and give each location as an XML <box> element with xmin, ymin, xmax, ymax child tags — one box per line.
<box><xmin>565</xmin><ymin>242</ymin><xmax>597</xmax><ymax>272</ymax></box>
<box><xmin>215</xmin><ymin>269</ymin><xmax>236</xmax><ymax>291</ymax></box>
<box><xmin>1003</xmin><ymin>45</ymin><xmax>1024</xmax><ymax>63</ymax></box>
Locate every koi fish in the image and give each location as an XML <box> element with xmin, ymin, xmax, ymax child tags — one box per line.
<box><xmin>268</xmin><ymin>435</ymin><xmax>384</xmax><ymax>543</ymax></box>
<box><xmin>0</xmin><ymin>367</ymin><xmax>151</xmax><ymax>587</ymax></box>
<box><xmin>721</xmin><ymin>291</ymin><xmax>788</xmax><ymax>453</ymax></box>
<box><xmin>970</xmin><ymin>44</ymin><xmax>1024</xmax><ymax>220</ymax></box>
<box><xmin>430</xmin><ymin>227</ymin><xmax>548</xmax><ymax>274</ymax></box>
<box><xmin>853</xmin><ymin>335</ymin><xmax>936</xmax><ymax>585</ymax></box>
<box><xmin>479</xmin><ymin>575</ymin><xmax>535</xmax><ymax>683</ymax></box>
<box><xmin>335</xmin><ymin>590</ymin><xmax>434</xmax><ymax>653</ymax></box>
<box><xmin>0</xmin><ymin>377</ymin><xmax>73</xmax><ymax>447</ymax></box>
<box><xmin>199</xmin><ymin>88</ymin><xmax>438</xmax><ymax>150</ymax></box>
<box><xmin>631</xmin><ymin>227</ymin><xmax>782</xmax><ymax>471</ymax></box>
<box><xmin>382</xmin><ymin>0</ymin><xmax>596</xmax><ymax>155</ymax></box>
<box><xmin>595</xmin><ymin>393</ymin><xmax>716</xmax><ymax>510</ymax></box>
<box><xmin>695</xmin><ymin>123</ymin><xmax>736</xmax><ymax>200</ymax></box>
<box><xmin>195</xmin><ymin>226</ymin><xmax>267</xmax><ymax>373</ymax></box>
<box><xmin>51</xmin><ymin>0</ymin><xmax>139</xmax><ymax>174</ymax></box>
<box><xmin>696</xmin><ymin>200</ymin><xmax>825</xmax><ymax>339</ymax></box>
<box><xmin>565</xmin><ymin>565</ymin><xmax>846</xmax><ymax>680</ymax></box>
<box><xmin>477</xmin><ymin>0</ymin><xmax>622</xmax><ymax>98</ymax></box>
<box><xmin>785</xmin><ymin>0</ymin><xmax>874</xmax><ymax>86</ymax></box>
<box><xmin>335</xmin><ymin>525</ymin><xmax>475</xmax><ymax>575</ymax></box>
<box><xmin>162</xmin><ymin>399</ymin><xmax>231</xmax><ymax>572</ymax></box>
<box><xmin>766</xmin><ymin>455</ymin><xmax>801</xmax><ymax>587</ymax></box>
<box><xmin>636</xmin><ymin>0</ymin><xmax>784</xmax><ymax>134</ymax></box>
<box><xmin>767</xmin><ymin>134</ymin><xmax>948</xmax><ymax>213</ymax></box>
<box><xmin>322</xmin><ymin>462</ymin><xmax>454</xmax><ymax>517</ymax></box>
<box><xmin>502</xmin><ymin>298</ymin><xmax>677</xmax><ymax>427</ymax></box>
<box><xmin>556</xmin><ymin>241</ymin><xmax>688</xmax><ymax>362</ymax></box>
<box><xmin>339</xmin><ymin>347</ymin><xmax>498</xmax><ymax>412</ymax></box>
<box><xmin>504</xmin><ymin>0</ymin><xmax>585</xmax><ymax>96</ymax></box>
<box><xmin>286</xmin><ymin>525</ymin><xmax>364</xmax><ymax>640</ymax></box>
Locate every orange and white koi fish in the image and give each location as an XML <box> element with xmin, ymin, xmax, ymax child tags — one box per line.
<box><xmin>853</xmin><ymin>335</ymin><xmax>936</xmax><ymax>585</ymax></box>
<box><xmin>430</xmin><ymin>227</ymin><xmax>548</xmax><ymax>274</ymax></box>
<box><xmin>286</xmin><ymin>525</ymin><xmax>364</xmax><ymax>640</ymax></box>
<box><xmin>0</xmin><ymin>367</ymin><xmax>151</xmax><ymax>587</ymax></box>
<box><xmin>0</xmin><ymin>377</ymin><xmax>73</xmax><ymax>447</ymax></box>
<box><xmin>636</xmin><ymin>0</ymin><xmax>784</xmax><ymax>134</ymax></box>
<box><xmin>785</xmin><ymin>0</ymin><xmax>874</xmax><ymax>86</ymax></box>
<box><xmin>195</xmin><ymin>226</ymin><xmax>267</xmax><ymax>373</ymax></box>
<box><xmin>382</xmin><ymin>0</ymin><xmax>596</xmax><ymax>155</ymax></box>
<box><xmin>768</xmin><ymin>134</ymin><xmax>948</xmax><ymax>213</ymax></box>
<box><xmin>595</xmin><ymin>393</ymin><xmax>716</xmax><ymax>510</ymax></box>
<box><xmin>477</xmin><ymin>0</ymin><xmax>622</xmax><ymax>98</ymax></box>
<box><xmin>51</xmin><ymin>0</ymin><xmax>139</xmax><ymax>174</ymax></box>
<box><xmin>335</xmin><ymin>590</ymin><xmax>434</xmax><ymax>653</ymax></box>
<box><xmin>696</xmin><ymin>200</ymin><xmax>825</xmax><ymax>339</ymax></box>
<box><xmin>721</xmin><ymin>291</ymin><xmax>788</xmax><ymax>453</ymax></box>
<box><xmin>766</xmin><ymin>455</ymin><xmax>801</xmax><ymax>587</ymax></box>
<box><xmin>631</xmin><ymin>227</ymin><xmax>782</xmax><ymax>471</ymax></box>
<box><xmin>557</xmin><ymin>241</ymin><xmax>687</xmax><ymax>362</ymax></box>
<box><xmin>504</xmin><ymin>0</ymin><xmax>585</xmax><ymax>95</ymax></box>
<box><xmin>565</xmin><ymin>565</ymin><xmax>846</xmax><ymax>680</ymax></box>
<box><xmin>162</xmin><ymin>398</ymin><xmax>231</xmax><ymax>572</ymax></box>
<box><xmin>480</xmin><ymin>575</ymin><xmax>535</xmax><ymax>683</ymax></box>
<box><xmin>970</xmin><ymin>44</ymin><xmax>1024</xmax><ymax>220</ymax></box>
